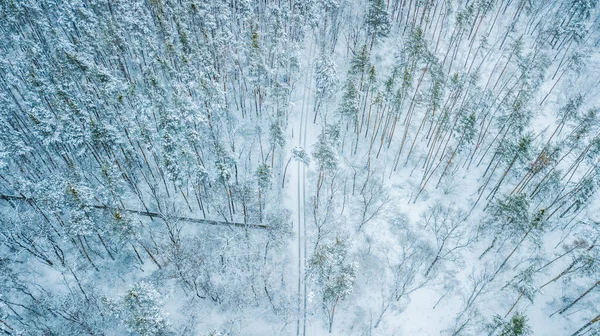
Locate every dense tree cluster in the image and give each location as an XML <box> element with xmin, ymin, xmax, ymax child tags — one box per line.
<box><xmin>1</xmin><ymin>0</ymin><xmax>600</xmax><ymax>335</ymax></box>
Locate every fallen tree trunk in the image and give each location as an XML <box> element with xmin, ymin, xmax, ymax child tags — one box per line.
<box><xmin>0</xmin><ymin>194</ymin><xmax>268</xmax><ymax>229</ymax></box>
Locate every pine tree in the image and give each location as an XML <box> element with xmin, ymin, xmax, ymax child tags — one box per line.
<box><xmin>117</xmin><ymin>282</ymin><xmax>171</xmax><ymax>336</ymax></box>
<box><xmin>308</xmin><ymin>236</ymin><xmax>357</xmax><ymax>333</ymax></box>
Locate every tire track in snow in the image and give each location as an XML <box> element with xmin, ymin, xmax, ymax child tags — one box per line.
<box><xmin>296</xmin><ymin>37</ymin><xmax>314</xmax><ymax>336</ymax></box>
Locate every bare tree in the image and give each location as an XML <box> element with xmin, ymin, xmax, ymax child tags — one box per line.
<box><xmin>357</xmin><ymin>171</ymin><xmax>391</xmax><ymax>230</ymax></box>
<box><xmin>420</xmin><ymin>203</ymin><xmax>475</xmax><ymax>276</ymax></box>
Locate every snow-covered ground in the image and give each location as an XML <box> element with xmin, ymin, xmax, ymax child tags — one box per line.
<box><xmin>2</xmin><ymin>1</ymin><xmax>600</xmax><ymax>335</ymax></box>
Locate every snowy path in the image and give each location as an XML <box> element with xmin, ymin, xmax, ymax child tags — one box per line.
<box><xmin>296</xmin><ymin>94</ymin><xmax>307</xmax><ymax>336</ymax></box>
<box><xmin>289</xmin><ymin>38</ymin><xmax>315</xmax><ymax>336</ymax></box>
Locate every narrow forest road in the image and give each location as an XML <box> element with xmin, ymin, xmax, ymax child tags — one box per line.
<box><xmin>295</xmin><ymin>87</ymin><xmax>305</xmax><ymax>336</ymax></box>
<box><xmin>292</xmin><ymin>38</ymin><xmax>314</xmax><ymax>336</ymax></box>
<box><xmin>296</xmin><ymin>95</ymin><xmax>306</xmax><ymax>336</ymax></box>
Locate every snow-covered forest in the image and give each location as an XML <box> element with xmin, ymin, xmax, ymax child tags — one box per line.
<box><xmin>1</xmin><ymin>0</ymin><xmax>600</xmax><ymax>335</ymax></box>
